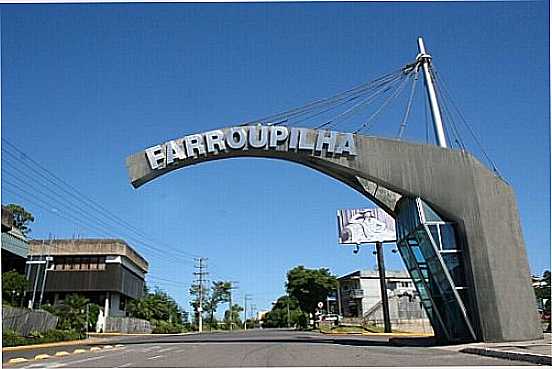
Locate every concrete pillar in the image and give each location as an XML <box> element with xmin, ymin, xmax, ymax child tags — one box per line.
<box><xmin>103</xmin><ymin>292</ymin><xmax>110</xmax><ymax>333</ymax></box>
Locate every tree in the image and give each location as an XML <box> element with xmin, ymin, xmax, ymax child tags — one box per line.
<box><xmin>205</xmin><ymin>281</ymin><xmax>231</xmax><ymax>328</ymax></box>
<box><xmin>128</xmin><ymin>288</ymin><xmax>185</xmax><ymax>327</ymax></box>
<box><xmin>46</xmin><ymin>294</ymin><xmax>90</xmax><ymax>332</ymax></box>
<box><xmin>190</xmin><ymin>280</ymin><xmax>231</xmax><ymax>329</ymax></box>
<box><xmin>286</xmin><ymin>266</ymin><xmax>337</xmax><ymax>318</ymax></box>
<box><xmin>264</xmin><ymin>295</ymin><xmax>306</xmax><ymax>329</ymax></box>
<box><xmin>223</xmin><ymin>304</ymin><xmax>243</xmax><ymax>328</ymax></box>
<box><xmin>534</xmin><ymin>270</ymin><xmax>551</xmax><ymax>332</ymax></box>
<box><xmin>2</xmin><ymin>271</ymin><xmax>29</xmax><ymax>306</ymax></box>
<box><xmin>5</xmin><ymin>204</ymin><xmax>34</xmax><ymax>236</ymax></box>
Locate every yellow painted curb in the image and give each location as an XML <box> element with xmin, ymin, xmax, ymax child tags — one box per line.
<box><xmin>90</xmin><ymin>347</ymin><xmax>102</xmax><ymax>352</ymax></box>
<box><xmin>55</xmin><ymin>351</ymin><xmax>71</xmax><ymax>357</ymax></box>
<box><xmin>34</xmin><ymin>354</ymin><xmax>51</xmax><ymax>360</ymax></box>
<box><xmin>2</xmin><ymin>338</ymin><xmax>106</xmax><ymax>352</ymax></box>
<box><xmin>7</xmin><ymin>358</ymin><xmax>29</xmax><ymax>364</ymax></box>
<box><xmin>73</xmin><ymin>349</ymin><xmax>87</xmax><ymax>354</ymax></box>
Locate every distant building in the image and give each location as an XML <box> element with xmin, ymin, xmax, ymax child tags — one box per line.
<box><xmin>1</xmin><ymin>206</ymin><xmax>29</xmax><ymax>274</ymax></box>
<box><xmin>26</xmin><ymin>239</ymin><xmax>148</xmax><ymax>320</ymax></box>
<box><xmin>337</xmin><ymin>269</ymin><xmax>417</xmax><ymax>318</ymax></box>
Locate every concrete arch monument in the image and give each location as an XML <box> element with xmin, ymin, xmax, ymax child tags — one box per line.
<box><xmin>126</xmin><ymin>124</ymin><xmax>541</xmax><ymax>343</ymax></box>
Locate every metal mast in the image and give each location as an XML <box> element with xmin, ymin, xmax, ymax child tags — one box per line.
<box><xmin>417</xmin><ymin>37</ymin><xmax>448</xmax><ymax>148</ymax></box>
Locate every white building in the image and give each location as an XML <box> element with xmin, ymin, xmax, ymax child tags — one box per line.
<box><xmin>337</xmin><ymin>269</ymin><xmax>417</xmax><ymax>318</ymax></box>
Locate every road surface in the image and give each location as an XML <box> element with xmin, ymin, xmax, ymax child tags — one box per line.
<box><xmin>3</xmin><ymin>329</ymin><xmax>529</xmax><ymax>367</ymax></box>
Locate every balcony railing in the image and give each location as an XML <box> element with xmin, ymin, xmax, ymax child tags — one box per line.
<box><xmin>346</xmin><ymin>289</ymin><xmax>364</xmax><ymax>298</ymax></box>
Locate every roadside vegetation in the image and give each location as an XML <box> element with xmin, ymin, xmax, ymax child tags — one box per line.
<box><xmin>3</xmin><ymin>329</ymin><xmax>83</xmax><ymax>347</ymax></box>
<box><xmin>264</xmin><ymin>265</ymin><xmax>337</xmax><ymax>329</ymax></box>
<box><xmin>128</xmin><ymin>287</ymin><xmax>190</xmax><ymax>333</ymax></box>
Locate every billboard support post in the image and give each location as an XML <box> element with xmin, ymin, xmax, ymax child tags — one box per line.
<box><xmin>375</xmin><ymin>241</ymin><xmax>392</xmax><ymax>333</ymax></box>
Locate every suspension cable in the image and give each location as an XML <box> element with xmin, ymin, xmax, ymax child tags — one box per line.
<box><xmin>397</xmin><ymin>69</ymin><xmax>419</xmax><ymax>139</ymax></box>
<box><xmin>239</xmin><ymin>68</ymin><xmax>405</xmax><ymax>127</ymax></box>
<box><xmin>316</xmin><ymin>73</ymin><xmax>405</xmax><ymax>129</ymax></box>
<box><xmin>353</xmin><ymin>70</ymin><xmax>413</xmax><ymax>134</ymax></box>
<box><xmin>431</xmin><ymin>68</ymin><xmax>502</xmax><ymax>176</ymax></box>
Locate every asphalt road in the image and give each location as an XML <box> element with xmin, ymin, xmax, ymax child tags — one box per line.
<box><xmin>3</xmin><ymin>329</ymin><xmax>530</xmax><ymax>367</ymax></box>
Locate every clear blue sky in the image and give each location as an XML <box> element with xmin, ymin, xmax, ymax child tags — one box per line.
<box><xmin>1</xmin><ymin>2</ymin><xmax>549</xmax><ymax>317</ymax></box>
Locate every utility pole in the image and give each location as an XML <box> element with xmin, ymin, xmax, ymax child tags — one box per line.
<box><xmin>193</xmin><ymin>257</ymin><xmax>208</xmax><ymax>333</ymax></box>
<box><xmin>416</xmin><ymin>37</ymin><xmax>447</xmax><ymax>148</ymax></box>
<box><xmin>227</xmin><ymin>281</ymin><xmax>239</xmax><ymax>331</ymax></box>
<box><xmin>244</xmin><ymin>294</ymin><xmax>251</xmax><ymax>331</ymax></box>
<box><xmin>375</xmin><ymin>242</ymin><xmax>392</xmax><ymax>333</ymax></box>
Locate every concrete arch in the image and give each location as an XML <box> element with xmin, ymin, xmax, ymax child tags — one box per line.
<box><xmin>126</xmin><ymin>125</ymin><xmax>541</xmax><ymax>342</ymax></box>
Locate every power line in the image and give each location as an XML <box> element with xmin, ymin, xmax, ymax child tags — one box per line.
<box><xmin>2</xmin><ymin>139</ymin><xmax>202</xmax><ymax>260</ymax></box>
<box><xmin>1</xmin><ymin>142</ymin><xmax>200</xmax><ymax>263</ymax></box>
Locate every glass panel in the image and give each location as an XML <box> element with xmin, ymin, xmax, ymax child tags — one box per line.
<box><xmin>420</xmin><ymin>200</ymin><xmax>443</xmax><ymax>222</ymax></box>
<box><xmin>428</xmin><ymin>224</ymin><xmax>440</xmax><ymax>248</ymax></box>
<box><xmin>441</xmin><ymin>253</ymin><xmax>466</xmax><ymax>287</ymax></box>
<box><xmin>396</xmin><ymin>198</ymin><xmax>422</xmax><ymax>241</ymax></box>
<box><xmin>98</xmin><ymin>257</ymin><xmax>106</xmax><ymax>271</ymax></box>
<box><xmin>411</xmin><ymin>246</ymin><xmax>425</xmax><ymax>263</ymax></box>
<box><xmin>90</xmin><ymin>257</ymin><xmax>98</xmax><ymax>270</ymax></box>
<box><xmin>440</xmin><ymin>224</ymin><xmax>458</xmax><ymax>250</ymax></box>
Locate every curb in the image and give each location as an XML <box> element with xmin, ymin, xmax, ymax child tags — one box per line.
<box><xmin>320</xmin><ymin>331</ymin><xmax>433</xmax><ymax>337</ymax></box>
<box><xmin>460</xmin><ymin>347</ymin><xmax>552</xmax><ymax>365</ymax></box>
<box><xmin>2</xmin><ymin>338</ymin><xmax>107</xmax><ymax>352</ymax></box>
<box><xmin>4</xmin><ymin>344</ymin><xmax>124</xmax><ymax>366</ymax></box>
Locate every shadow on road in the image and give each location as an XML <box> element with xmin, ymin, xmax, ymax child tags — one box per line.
<box><xmin>106</xmin><ymin>332</ymin><xmax>438</xmax><ymax>348</ymax></box>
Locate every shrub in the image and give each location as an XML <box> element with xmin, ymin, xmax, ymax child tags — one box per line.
<box><xmin>151</xmin><ymin>320</ymin><xmax>183</xmax><ymax>334</ymax></box>
<box><xmin>2</xmin><ymin>329</ymin><xmax>83</xmax><ymax>347</ymax></box>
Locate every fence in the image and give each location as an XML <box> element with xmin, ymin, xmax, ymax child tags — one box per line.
<box><xmin>105</xmin><ymin>317</ymin><xmax>152</xmax><ymax>334</ymax></box>
<box><xmin>2</xmin><ymin>306</ymin><xmax>58</xmax><ymax>336</ymax></box>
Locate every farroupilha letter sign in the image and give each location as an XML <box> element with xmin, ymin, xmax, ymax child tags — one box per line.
<box><xmin>144</xmin><ymin>125</ymin><xmax>357</xmax><ymax>170</ymax></box>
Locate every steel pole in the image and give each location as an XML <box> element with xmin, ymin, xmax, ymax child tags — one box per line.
<box><xmin>417</xmin><ymin>37</ymin><xmax>447</xmax><ymax>148</ymax></box>
<box><xmin>375</xmin><ymin>242</ymin><xmax>392</xmax><ymax>333</ymax></box>
<box><xmin>244</xmin><ymin>295</ymin><xmax>247</xmax><ymax>331</ymax></box>
<box><xmin>336</xmin><ymin>281</ymin><xmax>342</xmax><ymax>317</ymax></box>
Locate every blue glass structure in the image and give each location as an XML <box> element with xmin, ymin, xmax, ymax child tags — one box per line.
<box><xmin>395</xmin><ymin>197</ymin><xmax>476</xmax><ymax>342</ymax></box>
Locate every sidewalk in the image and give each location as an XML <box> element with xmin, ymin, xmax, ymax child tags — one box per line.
<box><xmin>441</xmin><ymin>333</ymin><xmax>551</xmax><ymax>365</ymax></box>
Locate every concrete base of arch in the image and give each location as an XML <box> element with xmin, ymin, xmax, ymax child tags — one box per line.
<box><xmin>126</xmin><ymin>126</ymin><xmax>542</xmax><ymax>343</ymax></box>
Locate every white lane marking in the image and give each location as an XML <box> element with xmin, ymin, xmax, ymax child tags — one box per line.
<box><xmin>142</xmin><ymin>345</ymin><xmax>161</xmax><ymax>352</ymax></box>
<box><xmin>55</xmin><ymin>355</ymin><xmax>106</xmax><ymax>367</ymax></box>
<box><xmin>146</xmin><ymin>355</ymin><xmax>163</xmax><ymax>360</ymax></box>
<box><xmin>157</xmin><ymin>347</ymin><xmax>174</xmax><ymax>353</ymax></box>
<box><xmin>116</xmin><ymin>363</ymin><xmax>133</xmax><ymax>368</ymax></box>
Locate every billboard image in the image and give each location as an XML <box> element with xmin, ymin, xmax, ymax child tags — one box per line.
<box><xmin>337</xmin><ymin>208</ymin><xmax>396</xmax><ymax>244</ymax></box>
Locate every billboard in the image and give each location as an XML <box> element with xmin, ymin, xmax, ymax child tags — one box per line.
<box><xmin>337</xmin><ymin>208</ymin><xmax>396</xmax><ymax>244</ymax></box>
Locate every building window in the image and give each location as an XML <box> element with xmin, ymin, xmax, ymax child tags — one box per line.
<box><xmin>52</xmin><ymin>256</ymin><xmax>107</xmax><ymax>271</ymax></box>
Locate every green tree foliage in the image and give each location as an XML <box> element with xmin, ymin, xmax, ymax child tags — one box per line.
<box><xmin>42</xmin><ymin>294</ymin><xmax>90</xmax><ymax>332</ymax></box>
<box><xmin>534</xmin><ymin>271</ymin><xmax>551</xmax><ymax>301</ymax></box>
<box><xmin>286</xmin><ymin>266</ymin><xmax>337</xmax><ymax>316</ymax></box>
<box><xmin>264</xmin><ymin>295</ymin><xmax>307</xmax><ymax>329</ymax></box>
<box><xmin>223</xmin><ymin>304</ymin><xmax>243</xmax><ymax>328</ymax></box>
<box><xmin>190</xmin><ymin>280</ymin><xmax>232</xmax><ymax>329</ymax></box>
<box><xmin>534</xmin><ymin>270</ymin><xmax>551</xmax><ymax>315</ymax></box>
<box><xmin>205</xmin><ymin>281</ymin><xmax>231</xmax><ymax>328</ymax></box>
<box><xmin>5</xmin><ymin>204</ymin><xmax>34</xmax><ymax>236</ymax></box>
<box><xmin>128</xmin><ymin>288</ymin><xmax>185</xmax><ymax>328</ymax></box>
<box><xmin>2</xmin><ymin>271</ymin><xmax>29</xmax><ymax>306</ymax></box>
